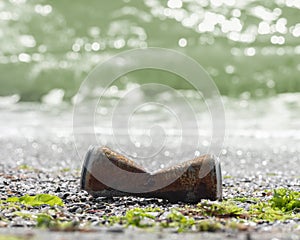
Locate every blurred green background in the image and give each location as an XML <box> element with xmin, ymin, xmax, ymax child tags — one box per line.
<box><xmin>0</xmin><ymin>0</ymin><xmax>299</xmax><ymax>101</ymax></box>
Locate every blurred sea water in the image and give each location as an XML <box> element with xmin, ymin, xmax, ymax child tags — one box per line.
<box><xmin>0</xmin><ymin>0</ymin><xmax>299</xmax><ymax>100</ymax></box>
<box><xmin>0</xmin><ymin>91</ymin><xmax>299</xmax><ymax>172</ymax></box>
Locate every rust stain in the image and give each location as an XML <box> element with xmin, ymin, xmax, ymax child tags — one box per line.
<box><xmin>81</xmin><ymin>146</ymin><xmax>222</xmax><ymax>203</ymax></box>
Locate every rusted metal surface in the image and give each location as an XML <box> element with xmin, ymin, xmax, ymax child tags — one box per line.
<box><xmin>81</xmin><ymin>146</ymin><xmax>222</xmax><ymax>203</ymax></box>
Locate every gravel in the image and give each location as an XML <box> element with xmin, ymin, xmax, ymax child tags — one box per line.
<box><xmin>0</xmin><ymin>165</ymin><xmax>300</xmax><ymax>237</ymax></box>
<box><xmin>0</xmin><ymin>116</ymin><xmax>299</xmax><ymax>239</ymax></box>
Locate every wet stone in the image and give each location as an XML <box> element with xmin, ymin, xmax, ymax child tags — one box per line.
<box><xmin>106</xmin><ymin>226</ymin><xmax>125</xmax><ymax>233</ymax></box>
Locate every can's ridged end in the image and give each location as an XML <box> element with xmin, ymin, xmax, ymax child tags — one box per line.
<box><xmin>80</xmin><ymin>145</ymin><xmax>95</xmax><ymax>190</ymax></box>
<box><xmin>214</xmin><ymin>155</ymin><xmax>223</xmax><ymax>200</ymax></box>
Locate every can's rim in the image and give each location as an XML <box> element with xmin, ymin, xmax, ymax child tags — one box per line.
<box><xmin>80</xmin><ymin>145</ymin><xmax>95</xmax><ymax>190</ymax></box>
<box><xmin>215</xmin><ymin>156</ymin><xmax>222</xmax><ymax>200</ymax></box>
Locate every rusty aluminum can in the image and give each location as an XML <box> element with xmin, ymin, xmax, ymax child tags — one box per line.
<box><xmin>81</xmin><ymin>146</ymin><xmax>222</xmax><ymax>203</ymax></box>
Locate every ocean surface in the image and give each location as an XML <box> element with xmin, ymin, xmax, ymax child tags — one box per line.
<box><xmin>0</xmin><ymin>92</ymin><xmax>299</xmax><ymax>176</ymax></box>
<box><xmin>0</xmin><ymin>0</ymin><xmax>299</xmax><ymax>100</ymax></box>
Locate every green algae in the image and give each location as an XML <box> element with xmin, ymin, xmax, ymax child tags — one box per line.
<box><xmin>17</xmin><ymin>164</ymin><xmax>35</xmax><ymax>171</ymax></box>
<box><xmin>0</xmin><ymin>236</ymin><xmax>27</xmax><ymax>240</ymax></box>
<box><xmin>108</xmin><ymin>207</ymin><xmax>162</xmax><ymax>228</ymax></box>
<box><xmin>1</xmin><ymin>188</ymin><xmax>299</xmax><ymax>233</ymax></box>
<box><xmin>6</xmin><ymin>194</ymin><xmax>64</xmax><ymax>207</ymax></box>
<box><xmin>223</xmin><ymin>175</ymin><xmax>233</xmax><ymax>179</ymax></box>
<box><xmin>232</xmin><ymin>197</ymin><xmax>259</xmax><ymax>203</ymax></box>
<box><xmin>197</xmin><ymin>200</ymin><xmax>245</xmax><ymax>218</ymax></box>
<box><xmin>161</xmin><ymin>209</ymin><xmax>196</xmax><ymax>232</ymax></box>
<box><xmin>37</xmin><ymin>215</ymin><xmax>80</xmax><ymax>231</ymax></box>
<box><xmin>248</xmin><ymin>188</ymin><xmax>300</xmax><ymax>222</ymax></box>
<box><xmin>270</xmin><ymin>188</ymin><xmax>300</xmax><ymax>212</ymax></box>
<box><xmin>104</xmin><ymin>188</ymin><xmax>300</xmax><ymax>232</ymax></box>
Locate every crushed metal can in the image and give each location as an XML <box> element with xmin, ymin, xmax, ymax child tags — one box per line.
<box><xmin>80</xmin><ymin>146</ymin><xmax>222</xmax><ymax>203</ymax></box>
